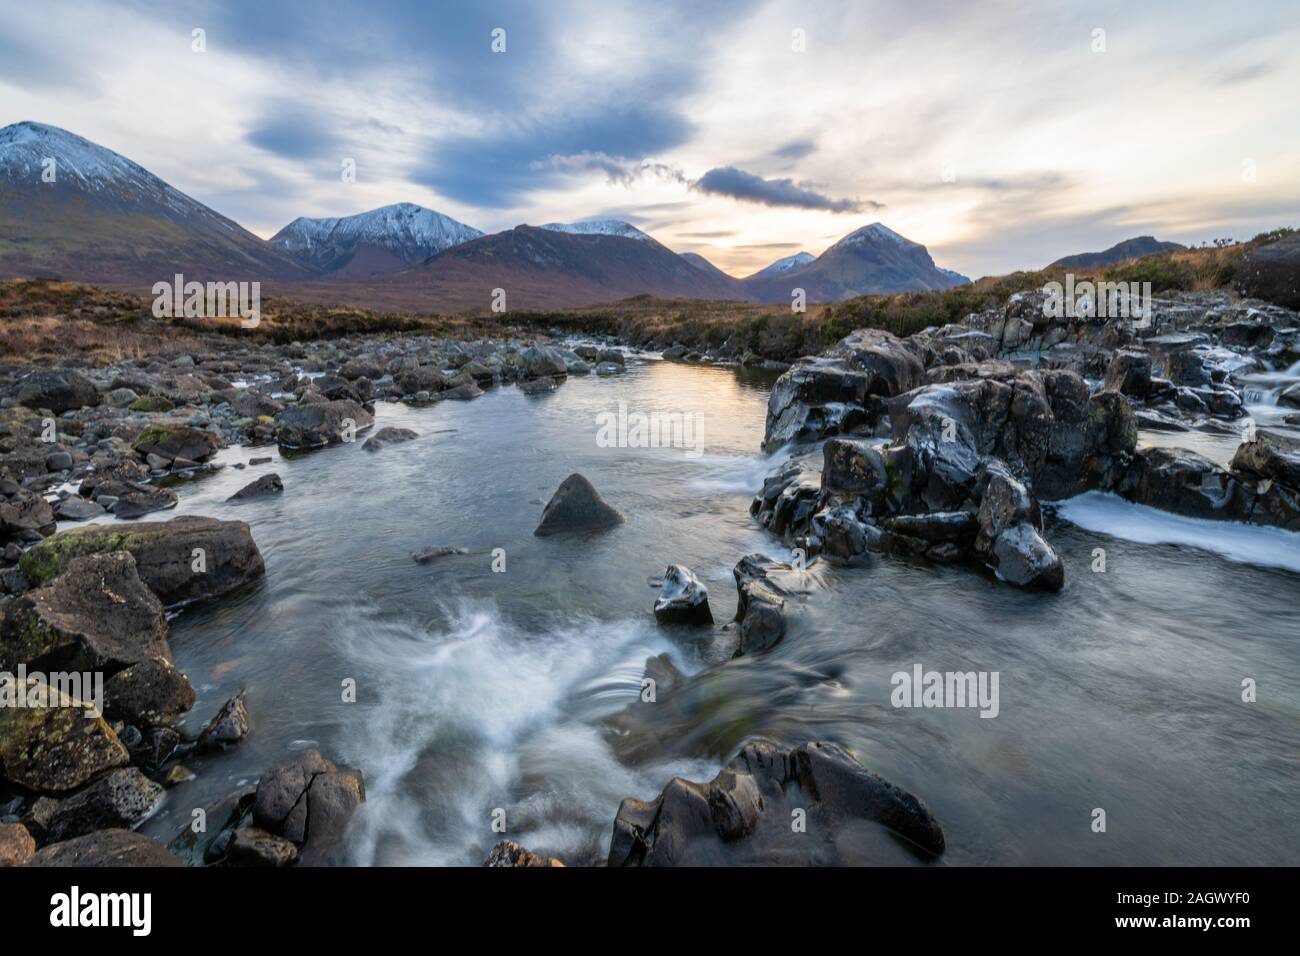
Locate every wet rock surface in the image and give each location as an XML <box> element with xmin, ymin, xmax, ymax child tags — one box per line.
<box><xmin>534</xmin><ymin>473</ymin><xmax>624</xmax><ymax>536</ymax></box>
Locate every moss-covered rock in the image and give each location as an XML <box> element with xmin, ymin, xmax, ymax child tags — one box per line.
<box><xmin>0</xmin><ymin>679</ymin><xmax>129</xmax><ymax>791</ymax></box>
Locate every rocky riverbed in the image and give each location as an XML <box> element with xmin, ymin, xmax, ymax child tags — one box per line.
<box><xmin>1</xmin><ymin>284</ymin><xmax>1298</xmax><ymax>867</ymax></box>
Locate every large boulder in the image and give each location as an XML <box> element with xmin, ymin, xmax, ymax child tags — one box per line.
<box><xmin>0</xmin><ymin>489</ymin><xmax>55</xmax><ymax>543</ymax></box>
<box><xmin>0</xmin><ymin>679</ymin><xmax>129</xmax><ymax>791</ymax></box>
<box><xmin>518</xmin><ymin>346</ymin><xmax>569</xmax><ymax>379</ymax></box>
<box><xmin>27</xmin><ymin>828</ymin><xmax>182</xmax><ymax>867</ymax></box>
<box><xmin>19</xmin><ymin>515</ymin><xmax>265</xmax><ymax>605</ymax></box>
<box><xmin>132</xmin><ymin>425</ymin><xmax>222</xmax><ymax>464</ymax></box>
<box><xmin>44</xmin><ymin>768</ymin><xmax>164</xmax><ymax>843</ymax></box>
<box><xmin>251</xmin><ymin>749</ymin><xmax>365</xmax><ymax>865</ymax></box>
<box><xmin>1231</xmin><ymin>429</ymin><xmax>1300</xmax><ymax>490</ymax></box>
<box><xmin>227</xmin><ymin>473</ymin><xmax>283</xmax><ymax>501</ymax></box>
<box><xmin>731</xmin><ymin>554</ymin><xmax>788</xmax><ymax>656</ymax></box>
<box><xmin>1237</xmin><ymin>232</ymin><xmax>1300</xmax><ymax>309</ymax></box>
<box><xmin>534</xmin><ymin>473</ymin><xmax>624</xmax><ymax>536</ymax></box>
<box><xmin>103</xmin><ymin>657</ymin><xmax>195</xmax><ymax>728</ymax></box>
<box><xmin>0</xmin><ymin>551</ymin><xmax>170</xmax><ymax>673</ymax></box>
<box><xmin>653</xmin><ymin>565</ymin><xmax>712</xmax><ymax>626</ymax></box>
<box><xmin>8</xmin><ymin>369</ymin><xmax>99</xmax><ymax>414</ymax></box>
<box><xmin>975</xmin><ymin>463</ymin><xmax>1063</xmax><ymax>591</ymax></box>
<box><xmin>608</xmin><ymin>739</ymin><xmax>944</xmax><ymax>866</ymax></box>
<box><xmin>274</xmin><ymin>399</ymin><xmax>373</xmax><ymax>448</ymax></box>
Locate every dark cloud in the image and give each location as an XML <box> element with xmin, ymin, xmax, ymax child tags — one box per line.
<box><xmin>770</xmin><ymin>138</ymin><xmax>817</xmax><ymax>161</ymax></box>
<box><xmin>246</xmin><ymin>105</ymin><xmax>343</xmax><ymax>161</ymax></box>
<box><xmin>693</xmin><ymin>166</ymin><xmax>878</xmax><ymax>213</ymax></box>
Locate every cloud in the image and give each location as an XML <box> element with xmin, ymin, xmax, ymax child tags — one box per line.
<box><xmin>535</xmin><ymin>152</ymin><xmax>688</xmax><ymax>187</ymax></box>
<box><xmin>693</xmin><ymin>166</ymin><xmax>877</xmax><ymax>213</ymax></box>
<box><xmin>770</xmin><ymin>138</ymin><xmax>817</xmax><ymax>161</ymax></box>
<box><xmin>1212</xmin><ymin>60</ymin><xmax>1277</xmax><ymax>86</ymax></box>
<box><xmin>245</xmin><ymin>104</ymin><xmax>343</xmax><ymax>161</ymax></box>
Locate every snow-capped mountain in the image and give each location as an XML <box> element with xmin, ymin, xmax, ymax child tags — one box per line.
<box><xmin>746</xmin><ymin>251</ymin><xmax>815</xmax><ymax>280</ymax></box>
<box><xmin>0</xmin><ymin>121</ymin><xmax>307</xmax><ymax>284</ymax></box>
<box><xmin>539</xmin><ymin>219</ymin><xmax>652</xmax><ymax>242</ymax></box>
<box><xmin>742</xmin><ymin>222</ymin><xmax>967</xmax><ymax>302</ymax></box>
<box><xmin>271</xmin><ymin>203</ymin><xmax>483</xmax><ymax>278</ymax></box>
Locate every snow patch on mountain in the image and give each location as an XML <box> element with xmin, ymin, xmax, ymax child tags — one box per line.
<box><xmin>748</xmin><ymin>251</ymin><xmax>814</xmax><ymax>279</ymax></box>
<box><xmin>835</xmin><ymin>222</ymin><xmax>918</xmax><ymax>250</ymax></box>
<box><xmin>273</xmin><ymin>203</ymin><xmax>482</xmax><ymax>262</ymax></box>
<box><xmin>539</xmin><ymin>219</ymin><xmax>651</xmax><ymax>242</ymax></box>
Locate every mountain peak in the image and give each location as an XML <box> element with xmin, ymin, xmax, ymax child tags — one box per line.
<box><xmin>539</xmin><ymin>219</ymin><xmax>651</xmax><ymax>242</ymax></box>
<box><xmin>836</xmin><ymin>222</ymin><xmax>917</xmax><ymax>249</ymax></box>
<box><xmin>747</xmin><ymin>250</ymin><xmax>815</xmax><ymax>279</ymax></box>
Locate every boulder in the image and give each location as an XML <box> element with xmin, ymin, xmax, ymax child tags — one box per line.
<box><xmin>44</xmin><ymin>768</ymin><xmax>164</xmax><ymax>843</ymax></box>
<box><xmin>251</xmin><ymin>748</ymin><xmax>364</xmax><ymax>865</ymax></box>
<box><xmin>27</xmin><ymin>828</ymin><xmax>182</xmax><ymax>867</ymax></box>
<box><xmin>8</xmin><ymin>369</ymin><xmax>99</xmax><ymax>414</ymax></box>
<box><xmin>534</xmin><ymin>473</ymin><xmax>624</xmax><ymax>536</ymax></box>
<box><xmin>482</xmin><ymin>839</ymin><xmax>564</xmax><ymax>867</ymax></box>
<box><xmin>0</xmin><ymin>489</ymin><xmax>55</xmax><ymax>542</ymax></box>
<box><xmin>197</xmin><ymin>690</ymin><xmax>250</xmax><ymax>752</ymax></box>
<box><xmin>653</xmin><ymin>565</ymin><xmax>713</xmax><ymax>626</ymax></box>
<box><xmin>608</xmin><ymin>739</ymin><xmax>944</xmax><ymax>866</ymax></box>
<box><xmin>1237</xmin><ymin>232</ymin><xmax>1300</xmax><ymax>309</ymax></box>
<box><xmin>0</xmin><ymin>822</ymin><xmax>34</xmax><ymax>866</ymax></box>
<box><xmin>19</xmin><ymin>516</ymin><xmax>265</xmax><ymax>605</ymax></box>
<box><xmin>226</xmin><ymin>826</ymin><xmax>299</xmax><ymax>867</ymax></box>
<box><xmin>361</xmin><ymin>427</ymin><xmax>418</xmax><ymax>452</ymax></box>
<box><xmin>52</xmin><ymin>496</ymin><xmax>106</xmax><ymax>521</ymax></box>
<box><xmin>274</xmin><ymin>399</ymin><xmax>373</xmax><ymax>448</ymax></box>
<box><xmin>103</xmin><ymin>657</ymin><xmax>196</xmax><ymax>727</ymax></box>
<box><xmin>107</xmin><ymin>482</ymin><xmax>179</xmax><ymax>519</ymax></box>
<box><xmin>227</xmin><ymin>474</ymin><xmax>283</xmax><ymax>501</ymax></box>
<box><xmin>518</xmin><ymin>346</ymin><xmax>569</xmax><ymax>379</ymax></box>
<box><xmin>0</xmin><ymin>679</ymin><xmax>129</xmax><ymax>791</ymax></box>
<box><xmin>0</xmin><ymin>551</ymin><xmax>170</xmax><ymax>673</ymax></box>
<box><xmin>732</xmin><ymin>554</ymin><xmax>788</xmax><ymax>655</ymax></box>
<box><xmin>974</xmin><ymin>464</ymin><xmax>1063</xmax><ymax>592</ymax></box>
<box><xmin>1231</xmin><ymin>429</ymin><xmax>1300</xmax><ymax>489</ymax></box>
<box><xmin>1103</xmin><ymin>349</ymin><xmax>1152</xmax><ymax>398</ymax></box>
<box><xmin>132</xmin><ymin>425</ymin><xmax>222</xmax><ymax>464</ymax></box>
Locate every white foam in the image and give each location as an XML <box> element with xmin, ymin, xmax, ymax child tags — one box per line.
<box><xmin>1055</xmin><ymin>491</ymin><xmax>1300</xmax><ymax>574</ymax></box>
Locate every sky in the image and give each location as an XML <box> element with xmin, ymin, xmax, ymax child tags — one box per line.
<box><xmin>2</xmin><ymin>0</ymin><xmax>1298</xmax><ymax>278</ymax></box>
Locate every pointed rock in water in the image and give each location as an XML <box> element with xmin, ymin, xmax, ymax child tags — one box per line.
<box><xmin>653</xmin><ymin>565</ymin><xmax>713</xmax><ymax>625</ymax></box>
<box><xmin>411</xmin><ymin>546</ymin><xmax>469</xmax><ymax>563</ymax></box>
<box><xmin>227</xmin><ymin>473</ymin><xmax>284</xmax><ymax>501</ymax></box>
<box><xmin>732</xmin><ymin>554</ymin><xmax>788</xmax><ymax>655</ymax></box>
<box><xmin>534</xmin><ymin>473</ymin><xmax>624</xmax><ymax>536</ymax></box>
<box><xmin>198</xmin><ymin>690</ymin><xmax>250</xmax><ymax>753</ymax></box>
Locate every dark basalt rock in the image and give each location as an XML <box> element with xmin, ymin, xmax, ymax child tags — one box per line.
<box><xmin>1231</xmin><ymin>428</ymin><xmax>1300</xmax><ymax>489</ymax></box>
<box><xmin>227</xmin><ymin>473</ymin><xmax>283</xmax><ymax>501</ymax></box>
<box><xmin>608</xmin><ymin>738</ymin><xmax>944</xmax><ymax>866</ymax></box>
<box><xmin>534</xmin><ymin>473</ymin><xmax>624</xmax><ymax>536</ymax></box>
<box><xmin>132</xmin><ymin>425</ymin><xmax>222</xmax><ymax>465</ymax></box>
<box><xmin>732</xmin><ymin>554</ymin><xmax>788</xmax><ymax>656</ymax></box>
<box><xmin>653</xmin><ymin>565</ymin><xmax>713</xmax><ymax>626</ymax></box>
<box><xmin>197</xmin><ymin>690</ymin><xmax>250</xmax><ymax>752</ymax></box>
<box><xmin>7</xmin><ymin>369</ymin><xmax>99</xmax><ymax>414</ymax></box>
<box><xmin>411</xmin><ymin>546</ymin><xmax>469</xmax><ymax>563</ymax></box>
<box><xmin>0</xmin><ymin>489</ymin><xmax>56</xmax><ymax>543</ymax></box>
<box><xmin>975</xmin><ymin>462</ymin><xmax>1063</xmax><ymax>592</ymax></box>
<box><xmin>103</xmin><ymin>657</ymin><xmax>196</xmax><ymax>728</ymax></box>
<box><xmin>1237</xmin><ymin>232</ymin><xmax>1300</xmax><ymax>309</ymax></box>
<box><xmin>274</xmin><ymin>399</ymin><xmax>373</xmax><ymax>448</ymax></box>
<box><xmin>28</xmin><ymin>828</ymin><xmax>183</xmax><ymax>867</ymax></box>
<box><xmin>44</xmin><ymin>767</ymin><xmax>164</xmax><ymax>843</ymax></box>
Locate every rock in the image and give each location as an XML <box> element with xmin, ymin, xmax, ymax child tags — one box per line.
<box><xmin>974</xmin><ymin>463</ymin><xmax>1063</xmax><ymax>591</ymax></box>
<box><xmin>129</xmin><ymin>395</ymin><xmax>174</xmax><ymax>413</ymax></box>
<box><xmin>0</xmin><ymin>489</ymin><xmax>55</xmax><ymax>543</ymax></box>
<box><xmin>19</xmin><ymin>515</ymin><xmax>265</xmax><ymax>605</ymax></box>
<box><xmin>361</xmin><ymin>427</ymin><xmax>418</xmax><ymax>452</ymax></box>
<box><xmin>8</xmin><ymin>369</ymin><xmax>99</xmax><ymax>413</ymax></box>
<box><xmin>0</xmin><ymin>679</ymin><xmax>129</xmax><ymax>791</ymax></box>
<box><xmin>1231</xmin><ymin>429</ymin><xmax>1300</xmax><ymax>489</ymax></box>
<box><xmin>396</xmin><ymin>365</ymin><xmax>448</xmax><ymax>396</ymax></box>
<box><xmin>274</xmin><ymin>399</ymin><xmax>373</xmax><ymax>448</ymax></box>
<box><xmin>101</xmin><ymin>387</ymin><xmax>139</xmax><ymax>408</ymax></box>
<box><xmin>518</xmin><ymin>346</ymin><xmax>569</xmax><ymax>379</ymax></box>
<box><xmin>227</xmin><ymin>474</ymin><xmax>283</xmax><ymax>501</ymax></box>
<box><xmin>0</xmin><ymin>822</ymin><xmax>35</xmax><ymax>866</ymax></box>
<box><xmin>1237</xmin><ymin>232</ymin><xmax>1300</xmax><ymax>309</ymax></box>
<box><xmin>482</xmin><ymin>839</ymin><xmax>564</xmax><ymax>867</ymax></box>
<box><xmin>641</xmin><ymin>653</ymin><xmax>686</xmax><ymax>697</ymax></box>
<box><xmin>27</xmin><ymin>828</ymin><xmax>182</xmax><ymax>867</ymax></box>
<box><xmin>1103</xmin><ymin>349</ymin><xmax>1152</xmax><ymax>398</ymax></box>
<box><xmin>251</xmin><ymin>749</ymin><xmax>364</xmax><ymax>865</ymax></box>
<box><xmin>132</xmin><ymin>425</ymin><xmax>222</xmax><ymax>464</ymax></box>
<box><xmin>52</xmin><ymin>496</ymin><xmax>105</xmax><ymax>521</ymax></box>
<box><xmin>518</xmin><ymin>375</ymin><xmax>563</xmax><ymax>395</ymax></box>
<box><xmin>45</xmin><ymin>450</ymin><xmax>73</xmax><ymax>471</ymax></box>
<box><xmin>226</xmin><ymin>826</ymin><xmax>299</xmax><ymax>867</ymax></box>
<box><xmin>732</xmin><ymin>554</ymin><xmax>788</xmax><ymax>655</ymax></box>
<box><xmin>1280</xmin><ymin>381</ymin><xmax>1300</xmax><ymax>410</ymax></box>
<box><xmin>44</xmin><ymin>768</ymin><xmax>164</xmax><ymax>843</ymax></box>
<box><xmin>197</xmin><ymin>690</ymin><xmax>250</xmax><ymax>752</ymax></box>
<box><xmin>0</xmin><ymin>551</ymin><xmax>169</xmax><ymax>673</ymax></box>
<box><xmin>103</xmin><ymin>657</ymin><xmax>196</xmax><ymax>727</ymax></box>
<box><xmin>653</xmin><ymin>565</ymin><xmax>713</xmax><ymax>625</ymax></box>
<box><xmin>411</xmin><ymin>546</ymin><xmax>468</xmax><ymax>563</ymax></box>
<box><xmin>1119</xmin><ymin>446</ymin><xmax>1251</xmax><ymax>520</ymax></box>
<box><xmin>608</xmin><ymin>739</ymin><xmax>944</xmax><ymax>866</ymax></box>
<box><xmin>108</xmin><ymin>482</ymin><xmax>179</xmax><ymax>519</ymax></box>
<box><xmin>534</xmin><ymin>473</ymin><xmax>624</xmax><ymax>536</ymax></box>
<box><xmin>163</xmin><ymin>765</ymin><xmax>194</xmax><ymax>786</ymax></box>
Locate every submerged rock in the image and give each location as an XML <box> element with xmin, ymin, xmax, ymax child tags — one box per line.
<box><xmin>411</xmin><ymin>546</ymin><xmax>469</xmax><ymax>563</ymax></box>
<box><xmin>227</xmin><ymin>473</ymin><xmax>283</xmax><ymax>501</ymax></box>
<box><xmin>653</xmin><ymin>565</ymin><xmax>713</xmax><ymax>625</ymax></box>
<box><xmin>362</xmin><ymin>426</ymin><xmax>418</xmax><ymax>452</ymax></box>
<box><xmin>534</xmin><ymin>473</ymin><xmax>624</xmax><ymax>536</ymax></box>
<box><xmin>608</xmin><ymin>739</ymin><xmax>944</xmax><ymax>866</ymax></box>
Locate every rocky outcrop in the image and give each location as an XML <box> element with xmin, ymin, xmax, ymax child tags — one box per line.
<box><xmin>27</xmin><ymin>828</ymin><xmax>182</xmax><ymax>867</ymax></box>
<box><xmin>534</xmin><ymin>473</ymin><xmax>624</xmax><ymax>536</ymax></box>
<box><xmin>608</xmin><ymin>739</ymin><xmax>944</xmax><ymax>866</ymax></box>
<box><xmin>0</xmin><ymin>551</ymin><xmax>169</xmax><ymax>673</ymax></box>
<box><xmin>653</xmin><ymin>565</ymin><xmax>712</xmax><ymax>625</ymax></box>
<box><xmin>19</xmin><ymin>516</ymin><xmax>265</xmax><ymax>606</ymax></box>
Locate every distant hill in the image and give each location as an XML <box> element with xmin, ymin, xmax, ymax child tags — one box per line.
<box><xmin>680</xmin><ymin>251</ymin><xmax>749</xmax><ymax>298</ymax></box>
<box><xmin>745</xmin><ymin>251</ymin><xmax>815</xmax><ymax>280</ymax></box>
<box><xmin>0</xmin><ymin>121</ymin><xmax>308</xmax><ymax>285</ymax></box>
<box><xmin>1049</xmin><ymin>235</ymin><xmax>1186</xmax><ymax>269</ymax></box>
<box><xmin>270</xmin><ymin>203</ymin><xmax>482</xmax><ymax>279</ymax></box>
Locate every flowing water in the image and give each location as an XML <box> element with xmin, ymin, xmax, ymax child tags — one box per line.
<box><xmin>127</xmin><ymin>357</ymin><xmax>1299</xmax><ymax>866</ymax></box>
